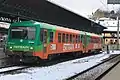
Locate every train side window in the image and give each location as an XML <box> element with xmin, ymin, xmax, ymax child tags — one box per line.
<box><xmin>58</xmin><ymin>33</ymin><xmax>61</xmax><ymax>43</ymax></box>
<box><xmin>78</xmin><ymin>35</ymin><xmax>80</xmax><ymax>42</ymax></box>
<box><xmin>40</xmin><ymin>29</ymin><xmax>47</xmax><ymax>43</ymax></box>
<box><xmin>92</xmin><ymin>38</ymin><xmax>96</xmax><ymax>43</ymax></box>
<box><xmin>62</xmin><ymin>33</ymin><xmax>65</xmax><ymax>43</ymax></box>
<box><xmin>89</xmin><ymin>37</ymin><xmax>91</xmax><ymax>42</ymax></box>
<box><xmin>44</xmin><ymin>31</ymin><xmax>47</xmax><ymax>43</ymax></box>
<box><xmin>88</xmin><ymin>36</ymin><xmax>90</xmax><ymax>43</ymax></box>
<box><xmin>70</xmin><ymin>34</ymin><xmax>72</xmax><ymax>43</ymax></box>
<box><xmin>73</xmin><ymin>35</ymin><xmax>75</xmax><ymax>43</ymax></box>
<box><xmin>93</xmin><ymin>38</ymin><xmax>95</xmax><ymax>43</ymax></box>
<box><xmin>40</xmin><ymin>30</ymin><xmax>44</xmax><ymax>42</ymax></box>
<box><xmin>76</xmin><ymin>35</ymin><xmax>78</xmax><ymax>43</ymax></box>
<box><xmin>81</xmin><ymin>35</ymin><xmax>83</xmax><ymax>42</ymax></box>
<box><xmin>50</xmin><ymin>32</ymin><xmax>54</xmax><ymax>42</ymax></box>
<box><xmin>91</xmin><ymin>38</ymin><xmax>94</xmax><ymax>43</ymax></box>
<box><xmin>66</xmin><ymin>34</ymin><xmax>69</xmax><ymax>43</ymax></box>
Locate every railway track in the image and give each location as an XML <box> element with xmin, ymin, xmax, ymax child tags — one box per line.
<box><xmin>0</xmin><ymin>56</ymin><xmax>21</xmax><ymax>69</ymax></box>
<box><xmin>66</xmin><ymin>54</ymin><xmax>120</xmax><ymax>80</ymax></box>
<box><xmin>35</xmin><ymin>52</ymin><xmax>102</xmax><ymax>67</ymax></box>
<box><xmin>0</xmin><ymin>66</ymin><xmax>29</xmax><ymax>74</ymax></box>
<box><xmin>0</xmin><ymin>56</ymin><xmax>25</xmax><ymax>74</ymax></box>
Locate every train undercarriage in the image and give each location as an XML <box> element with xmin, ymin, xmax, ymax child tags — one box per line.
<box><xmin>5</xmin><ymin>48</ymin><xmax>102</xmax><ymax>64</ymax></box>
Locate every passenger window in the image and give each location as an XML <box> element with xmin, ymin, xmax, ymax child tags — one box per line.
<box><xmin>70</xmin><ymin>34</ymin><xmax>72</xmax><ymax>43</ymax></box>
<box><xmin>40</xmin><ymin>30</ymin><xmax>44</xmax><ymax>42</ymax></box>
<box><xmin>73</xmin><ymin>35</ymin><xmax>75</xmax><ymax>43</ymax></box>
<box><xmin>44</xmin><ymin>31</ymin><xmax>47</xmax><ymax>43</ymax></box>
<box><xmin>58</xmin><ymin>33</ymin><xmax>61</xmax><ymax>43</ymax></box>
<box><xmin>50</xmin><ymin>32</ymin><xmax>54</xmax><ymax>42</ymax></box>
<box><xmin>62</xmin><ymin>33</ymin><xmax>65</xmax><ymax>43</ymax></box>
<box><xmin>76</xmin><ymin>35</ymin><xmax>78</xmax><ymax>43</ymax></box>
<box><xmin>78</xmin><ymin>35</ymin><xmax>80</xmax><ymax>42</ymax></box>
<box><xmin>66</xmin><ymin>34</ymin><xmax>69</xmax><ymax>43</ymax></box>
<box><xmin>81</xmin><ymin>35</ymin><xmax>83</xmax><ymax>43</ymax></box>
<box><xmin>40</xmin><ymin>29</ymin><xmax>47</xmax><ymax>43</ymax></box>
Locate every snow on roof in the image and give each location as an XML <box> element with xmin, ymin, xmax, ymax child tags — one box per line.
<box><xmin>98</xmin><ymin>17</ymin><xmax>119</xmax><ymax>27</ymax></box>
<box><xmin>104</xmin><ymin>27</ymin><xmax>118</xmax><ymax>31</ymax></box>
<box><xmin>99</xmin><ymin>17</ymin><xmax>111</xmax><ymax>21</ymax></box>
<box><xmin>98</xmin><ymin>18</ymin><xmax>120</xmax><ymax>32</ymax></box>
<box><xmin>99</xmin><ymin>20</ymin><xmax>118</xmax><ymax>27</ymax></box>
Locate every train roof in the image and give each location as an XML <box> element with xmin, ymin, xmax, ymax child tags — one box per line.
<box><xmin>85</xmin><ymin>31</ymin><xmax>102</xmax><ymax>38</ymax></box>
<box><xmin>40</xmin><ymin>22</ymin><xmax>103</xmax><ymax>37</ymax></box>
<box><xmin>90</xmin><ymin>33</ymin><xmax>102</xmax><ymax>38</ymax></box>
<box><xmin>11</xmin><ymin>21</ymin><xmax>81</xmax><ymax>34</ymax></box>
<box><xmin>41</xmin><ymin>22</ymin><xmax>80</xmax><ymax>34</ymax></box>
<box><xmin>11</xmin><ymin>21</ymin><xmax>102</xmax><ymax>36</ymax></box>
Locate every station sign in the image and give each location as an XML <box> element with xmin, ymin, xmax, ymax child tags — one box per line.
<box><xmin>107</xmin><ymin>0</ymin><xmax>120</xmax><ymax>4</ymax></box>
<box><xmin>0</xmin><ymin>17</ymin><xmax>11</xmax><ymax>23</ymax></box>
<box><xmin>0</xmin><ymin>16</ymin><xmax>21</xmax><ymax>23</ymax></box>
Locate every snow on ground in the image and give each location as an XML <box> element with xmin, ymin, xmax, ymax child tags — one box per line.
<box><xmin>0</xmin><ymin>50</ymin><xmax>120</xmax><ymax>80</ymax></box>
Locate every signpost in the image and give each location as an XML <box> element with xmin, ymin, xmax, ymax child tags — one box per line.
<box><xmin>107</xmin><ymin>0</ymin><xmax>120</xmax><ymax>4</ymax></box>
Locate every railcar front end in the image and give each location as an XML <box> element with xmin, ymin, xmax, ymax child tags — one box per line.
<box><xmin>5</xmin><ymin>21</ymin><xmax>45</xmax><ymax>62</ymax></box>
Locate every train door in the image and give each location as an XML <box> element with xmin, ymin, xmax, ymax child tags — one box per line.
<box><xmin>40</xmin><ymin>28</ymin><xmax>48</xmax><ymax>57</ymax></box>
<box><xmin>81</xmin><ymin>33</ymin><xmax>87</xmax><ymax>53</ymax></box>
<box><xmin>84</xmin><ymin>33</ymin><xmax>87</xmax><ymax>53</ymax></box>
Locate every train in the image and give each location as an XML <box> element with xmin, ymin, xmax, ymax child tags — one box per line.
<box><xmin>5</xmin><ymin>20</ymin><xmax>103</xmax><ymax>61</ymax></box>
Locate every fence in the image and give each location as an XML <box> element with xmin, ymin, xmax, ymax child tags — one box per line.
<box><xmin>103</xmin><ymin>44</ymin><xmax>120</xmax><ymax>51</ymax></box>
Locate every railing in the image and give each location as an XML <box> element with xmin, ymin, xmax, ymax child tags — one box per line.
<box><xmin>103</xmin><ymin>44</ymin><xmax>120</xmax><ymax>51</ymax></box>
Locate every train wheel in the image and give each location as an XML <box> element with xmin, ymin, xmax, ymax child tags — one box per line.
<box><xmin>10</xmin><ymin>55</ymin><xmax>20</xmax><ymax>64</ymax></box>
<box><xmin>48</xmin><ymin>54</ymin><xmax>53</xmax><ymax>60</ymax></box>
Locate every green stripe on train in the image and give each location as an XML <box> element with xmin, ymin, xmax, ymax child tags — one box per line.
<box><xmin>7</xmin><ymin>21</ymin><xmax>56</xmax><ymax>52</ymax></box>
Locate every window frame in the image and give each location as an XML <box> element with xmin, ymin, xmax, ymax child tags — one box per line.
<box><xmin>50</xmin><ymin>32</ymin><xmax>54</xmax><ymax>42</ymax></box>
<box><xmin>58</xmin><ymin>33</ymin><xmax>61</xmax><ymax>43</ymax></box>
<box><xmin>62</xmin><ymin>33</ymin><xmax>65</xmax><ymax>43</ymax></box>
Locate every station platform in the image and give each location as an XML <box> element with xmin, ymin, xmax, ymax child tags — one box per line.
<box><xmin>101</xmin><ymin>62</ymin><xmax>120</xmax><ymax>80</ymax></box>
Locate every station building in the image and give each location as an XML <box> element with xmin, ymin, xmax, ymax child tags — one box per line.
<box><xmin>98</xmin><ymin>17</ymin><xmax>120</xmax><ymax>45</ymax></box>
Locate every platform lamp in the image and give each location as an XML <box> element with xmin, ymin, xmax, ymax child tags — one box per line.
<box><xmin>116</xmin><ymin>16</ymin><xmax>119</xmax><ymax>50</ymax></box>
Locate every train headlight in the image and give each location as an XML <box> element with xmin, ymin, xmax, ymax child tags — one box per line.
<box><xmin>30</xmin><ymin>47</ymin><xmax>33</xmax><ymax>50</ymax></box>
<box><xmin>10</xmin><ymin>46</ymin><xmax>12</xmax><ymax>49</ymax></box>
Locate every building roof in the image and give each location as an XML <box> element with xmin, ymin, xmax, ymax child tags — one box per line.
<box><xmin>0</xmin><ymin>0</ymin><xmax>106</xmax><ymax>34</ymax></box>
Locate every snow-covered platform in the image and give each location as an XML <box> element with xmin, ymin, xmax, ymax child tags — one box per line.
<box><xmin>101</xmin><ymin>59</ymin><xmax>120</xmax><ymax>80</ymax></box>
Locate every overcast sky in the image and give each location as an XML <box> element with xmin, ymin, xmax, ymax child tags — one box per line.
<box><xmin>48</xmin><ymin>0</ymin><xmax>120</xmax><ymax>18</ymax></box>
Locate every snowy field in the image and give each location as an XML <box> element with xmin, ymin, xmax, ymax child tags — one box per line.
<box><xmin>0</xmin><ymin>50</ymin><xmax>120</xmax><ymax>80</ymax></box>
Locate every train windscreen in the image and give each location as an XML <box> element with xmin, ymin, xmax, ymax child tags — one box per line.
<box><xmin>10</xmin><ymin>27</ymin><xmax>36</xmax><ymax>40</ymax></box>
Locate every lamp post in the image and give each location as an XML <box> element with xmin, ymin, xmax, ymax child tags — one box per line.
<box><xmin>117</xmin><ymin>16</ymin><xmax>119</xmax><ymax>49</ymax></box>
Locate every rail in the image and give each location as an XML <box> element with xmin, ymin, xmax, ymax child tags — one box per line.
<box><xmin>66</xmin><ymin>54</ymin><xmax>120</xmax><ymax>80</ymax></box>
<box><xmin>0</xmin><ymin>66</ymin><xmax>29</xmax><ymax>74</ymax></box>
